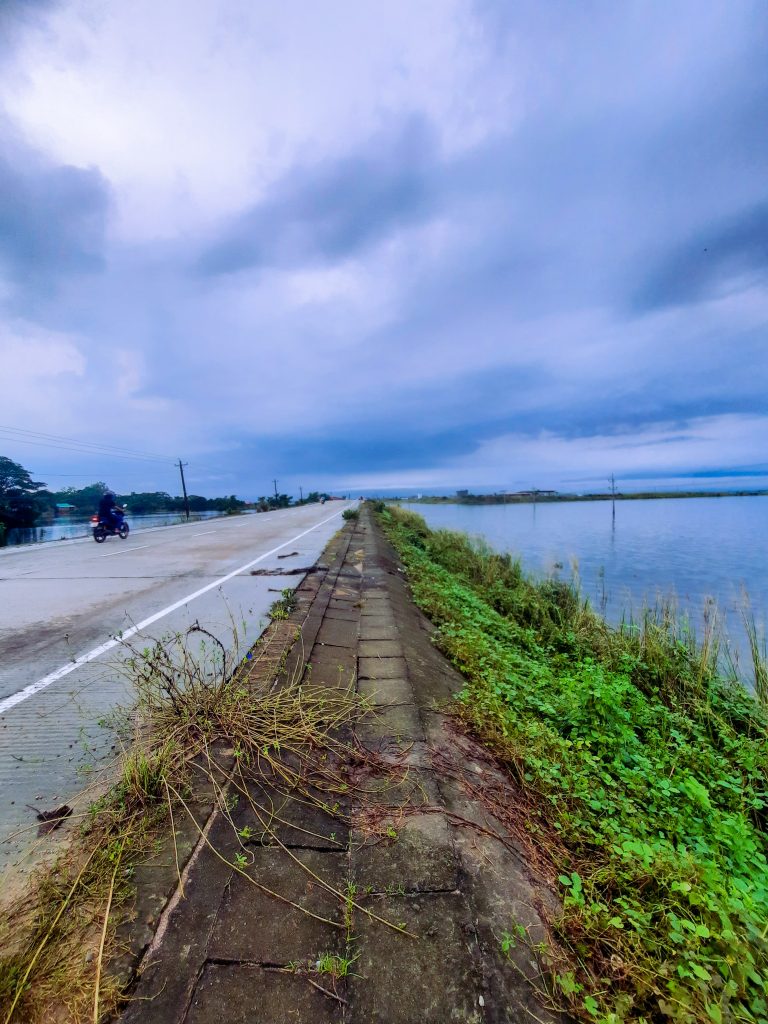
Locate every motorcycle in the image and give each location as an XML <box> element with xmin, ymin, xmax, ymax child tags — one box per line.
<box><xmin>91</xmin><ymin>509</ymin><xmax>130</xmax><ymax>543</ymax></box>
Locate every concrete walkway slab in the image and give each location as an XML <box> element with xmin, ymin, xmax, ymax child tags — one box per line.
<box><xmin>358</xmin><ymin>656</ymin><xmax>408</xmax><ymax>680</ymax></box>
<box><xmin>358</xmin><ymin>676</ymin><xmax>414</xmax><ymax>707</ymax></box>
<box><xmin>209</xmin><ymin>848</ymin><xmax>347</xmax><ymax>962</ymax></box>
<box><xmin>185</xmin><ymin>964</ymin><xmax>341</xmax><ymax>1024</ymax></box>
<box><xmin>358</xmin><ymin>639</ymin><xmax>403</xmax><ymax>658</ymax></box>
<box><xmin>352</xmin><ymin>812</ymin><xmax>459</xmax><ymax>894</ymax></box>
<box><xmin>358</xmin><ymin>618</ymin><xmax>399</xmax><ymax>634</ymax></box>
<box><xmin>350</xmin><ymin>894</ymin><xmax>483</xmax><ymax>1023</ymax></box>
<box><xmin>355</xmin><ymin>703</ymin><xmax>423</xmax><ymax>748</ymax></box>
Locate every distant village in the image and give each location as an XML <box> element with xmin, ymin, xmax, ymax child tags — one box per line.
<box><xmin>399</xmin><ymin>486</ymin><xmax>768</xmax><ymax>505</ymax></box>
<box><xmin>454</xmin><ymin>489</ymin><xmax>559</xmax><ymax>503</ymax></box>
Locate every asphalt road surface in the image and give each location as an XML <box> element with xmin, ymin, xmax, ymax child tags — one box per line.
<box><xmin>0</xmin><ymin>502</ymin><xmax>353</xmax><ymax>877</ymax></box>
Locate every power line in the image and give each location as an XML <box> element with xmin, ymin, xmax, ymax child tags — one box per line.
<box><xmin>0</xmin><ymin>425</ymin><xmax>176</xmax><ymax>465</ymax></box>
<box><xmin>0</xmin><ymin>434</ymin><xmax>175</xmax><ymax>464</ymax></box>
<box><xmin>0</xmin><ymin>425</ymin><xmax>176</xmax><ymax>462</ymax></box>
<box><xmin>0</xmin><ymin>424</ymin><xmax>176</xmax><ymax>460</ymax></box>
<box><xmin>0</xmin><ymin>424</ymin><xmax>233</xmax><ymax>483</ymax></box>
<box><xmin>31</xmin><ymin>472</ymin><xmax>174</xmax><ymax>479</ymax></box>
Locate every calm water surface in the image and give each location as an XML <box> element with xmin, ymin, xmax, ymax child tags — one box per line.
<box><xmin>400</xmin><ymin>497</ymin><xmax>768</xmax><ymax>675</ymax></box>
<box><xmin>5</xmin><ymin>510</ymin><xmax>228</xmax><ymax>546</ymax></box>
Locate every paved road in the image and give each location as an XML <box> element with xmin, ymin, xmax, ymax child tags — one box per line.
<box><xmin>0</xmin><ymin>502</ymin><xmax>352</xmax><ymax>877</ymax></box>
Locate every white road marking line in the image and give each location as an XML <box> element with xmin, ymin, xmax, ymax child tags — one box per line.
<box><xmin>100</xmin><ymin>543</ymin><xmax>151</xmax><ymax>557</ymax></box>
<box><xmin>192</xmin><ymin>530</ymin><xmax>216</xmax><ymax>536</ymax></box>
<box><xmin>0</xmin><ymin>509</ymin><xmax>344</xmax><ymax>716</ymax></box>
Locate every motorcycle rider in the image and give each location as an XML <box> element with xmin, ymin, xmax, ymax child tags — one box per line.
<box><xmin>97</xmin><ymin>491</ymin><xmax>125</xmax><ymax>532</ymax></box>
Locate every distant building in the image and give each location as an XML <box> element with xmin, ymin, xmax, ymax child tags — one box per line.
<box><xmin>54</xmin><ymin>503</ymin><xmax>77</xmax><ymax>515</ymax></box>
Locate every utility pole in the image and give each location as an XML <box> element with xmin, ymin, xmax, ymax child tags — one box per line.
<box><xmin>299</xmin><ymin>486</ymin><xmax>303</xmax><ymax>503</ymax></box>
<box><xmin>178</xmin><ymin>459</ymin><xmax>190</xmax><ymax>520</ymax></box>
<box><xmin>273</xmin><ymin>479</ymin><xmax>279</xmax><ymax>501</ymax></box>
<box><xmin>610</xmin><ymin>473</ymin><xmax>617</xmax><ymax>522</ymax></box>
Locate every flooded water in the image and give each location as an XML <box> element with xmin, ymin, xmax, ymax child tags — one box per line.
<box><xmin>4</xmin><ymin>510</ymin><xmax>227</xmax><ymax>546</ymax></box>
<box><xmin>399</xmin><ymin>496</ymin><xmax>768</xmax><ymax>678</ymax></box>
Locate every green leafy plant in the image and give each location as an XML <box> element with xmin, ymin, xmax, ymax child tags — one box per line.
<box><xmin>315</xmin><ymin>951</ymin><xmax>359</xmax><ymax>979</ymax></box>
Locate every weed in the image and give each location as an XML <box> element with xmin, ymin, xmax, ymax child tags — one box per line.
<box><xmin>269</xmin><ymin>588</ymin><xmax>297</xmax><ymax>621</ymax></box>
<box><xmin>743</xmin><ymin>609</ymin><xmax>768</xmax><ymax>708</ymax></box>
<box><xmin>500</xmin><ymin>922</ymin><xmax>527</xmax><ymax>959</ymax></box>
<box><xmin>343</xmin><ymin>881</ymin><xmax>358</xmax><ymax>942</ymax></box>
<box><xmin>315</xmin><ymin>951</ymin><xmax>359</xmax><ymax>979</ymax></box>
<box><xmin>385</xmin><ymin>881</ymin><xmax>406</xmax><ymax>896</ymax></box>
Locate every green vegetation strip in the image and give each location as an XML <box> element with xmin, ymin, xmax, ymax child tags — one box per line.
<box><xmin>378</xmin><ymin>505</ymin><xmax>768</xmax><ymax>1024</ymax></box>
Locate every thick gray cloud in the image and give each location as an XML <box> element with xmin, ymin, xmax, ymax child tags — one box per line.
<box><xmin>634</xmin><ymin>203</ymin><xmax>768</xmax><ymax>311</ymax></box>
<box><xmin>197</xmin><ymin>118</ymin><xmax>440</xmax><ymax>275</ymax></box>
<box><xmin>0</xmin><ymin>135</ymin><xmax>109</xmax><ymax>292</ymax></box>
<box><xmin>0</xmin><ymin>4</ymin><xmax>111</xmax><ymax>299</ymax></box>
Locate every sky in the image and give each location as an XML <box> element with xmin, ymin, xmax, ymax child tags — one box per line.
<box><xmin>0</xmin><ymin>0</ymin><xmax>766</xmax><ymax>498</ymax></box>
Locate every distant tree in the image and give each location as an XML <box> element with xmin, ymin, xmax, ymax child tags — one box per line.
<box><xmin>185</xmin><ymin>494</ymin><xmax>211</xmax><ymax>512</ymax></box>
<box><xmin>265</xmin><ymin>493</ymin><xmax>291</xmax><ymax>510</ymax></box>
<box><xmin>118</xmin><ymin>491</ymin><xmax>174</xmax><ymax>515</ymax></box>
<box><xmin>61</xmin><ymin>482</ymin><xmax>110</xmax><ymax>511</ymax></box>
<box><xmin>39</xmin><ymin>482</ymin><xmax>111</xmax><ymax>515</ymax></box>
<box><xmin>0</xmin><ymin>457</ymin><xmax>47</xmax><ymax>530</ymax></box>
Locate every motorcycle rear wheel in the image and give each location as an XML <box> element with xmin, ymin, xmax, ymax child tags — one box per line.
<box><xmin>93</xmin><ymin>527</ymin><xmax>107</xmax><ymax>543</ymax></box>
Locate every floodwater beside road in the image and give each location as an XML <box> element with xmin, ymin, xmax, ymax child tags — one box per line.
<box><xmin>400</xmin><ymin>495</ymin><xmax>768</xmax><ymax>676</ymax></box>
<box><xmin>4</xmin><ymin>509</ymin><xmax>230</xmax><ymax>546</ymax></box>
<box><xmin>0</xmin><ymin>502</ymin><xmax>354</xmax><ymax>880</ymax></box>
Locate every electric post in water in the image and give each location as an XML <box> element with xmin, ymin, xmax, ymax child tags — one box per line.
<box><xmin>178</xmin><ymin>459</ymin><xmax>190</xmax><ymax>520</ymax></box>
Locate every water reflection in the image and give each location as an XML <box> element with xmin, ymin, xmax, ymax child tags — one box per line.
<box><xmin>5</xmin><ymin>510</ymin><xmax>227</xmax><ymax>547</ymax></box>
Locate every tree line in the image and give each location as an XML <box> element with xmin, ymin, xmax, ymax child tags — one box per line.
<box><xmin>0</xmin><ymin>456</ymin><xmax>328</xmax><ymax>542</ymax></box>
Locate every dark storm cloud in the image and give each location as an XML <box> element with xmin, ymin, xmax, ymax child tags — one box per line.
<box><xmin>625</xmin><ymin>464</ymin><xmax>768</xmax><ymax>482</ymax></box>
<box><xmin>250</xmin><ymin>426</ymin><xmax>478</xmax><ymax>477</ymax></box>
<box><xmin>197</xmin><ymin>118</ymin><xmax>440</xmax><ymax>275</ymax></box>
<box><xmin>0</xmin><ymin>125</ymin><xmax>110</xmax><ymax>293</ymax></box>
<box><xmin>634</xmin><ymin>203</ymin><xmax>768</xmax><ymax>311</ymax></box>
<box><xmin>222</xmin><ymin>352</ymin><xmax>768</xmax><ymax>483</ymax></box>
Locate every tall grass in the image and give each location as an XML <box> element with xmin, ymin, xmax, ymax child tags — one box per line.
<box><xmin>743</xmin><ymin>611</ymin><xmax>768</xmax><ymax>708</ymax></box>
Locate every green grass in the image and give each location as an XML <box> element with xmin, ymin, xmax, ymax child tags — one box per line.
<box><xmin>378</xmin><ymin>506</ymin><xmax>768</xmax><ymax>1024</ymax></box>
